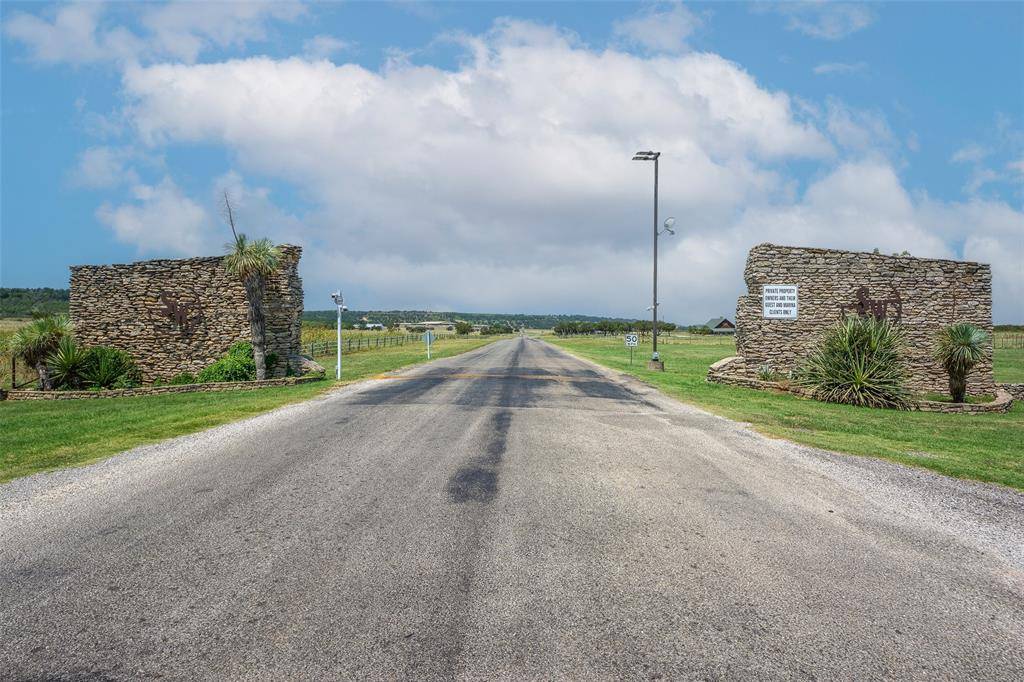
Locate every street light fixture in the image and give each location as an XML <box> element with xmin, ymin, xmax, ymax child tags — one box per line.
<box><xmin>331</xmin><ymin>290</ymin><xmax>347</xmax><ymax>380</ymax></box>
<box><xmin>632</xmin><ymin>150</ymin><xmax>674</xmax><ymax>370</ymax></box>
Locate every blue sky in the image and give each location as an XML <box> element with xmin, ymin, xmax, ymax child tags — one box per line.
<box><xmin>2</xmin><ymin>1</ymin><xmax>1022</xmax><ymax>322</ymax></box>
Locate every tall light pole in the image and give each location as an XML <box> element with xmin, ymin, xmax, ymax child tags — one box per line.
<box><xmin>331</xmin><ymin>291</ymin><xmax>347</xmax><ymax>380</ymax></box>
<box><xmin>632</xmin><ymin>150</ymin><xmax>673</xmax><ymax>370</ymax></box>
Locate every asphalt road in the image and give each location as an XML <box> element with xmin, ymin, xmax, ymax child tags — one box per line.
<box><xmin>2</xmin><ymin>337</ymin><xmax>1022</xmax><ymax>680</ymax></box>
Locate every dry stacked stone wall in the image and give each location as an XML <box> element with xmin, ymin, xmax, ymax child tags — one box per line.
<box><xmin>734</xmin><ymin>244</ymin><xmax>994</xmax><ymax>396</ymax></box>
<box><xmin>70</xmin><ymin>245</ymin><xmax>303</xmax><ymax>384</ymax></box>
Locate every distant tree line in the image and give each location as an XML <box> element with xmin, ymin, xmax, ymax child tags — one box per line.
<box><xmin>552</xmin><ymin>320</ymin><xmax>678</xmax><ymax>336</ymax></box>
<box><xmin>302</xmin><ymin>309</ymin><xmax>643</xmax><ymax>330</ymax></box>
<box><xmin>0</xmin><ymin>288</ymin><xmax>70</xmax><ymax>318</ymax></box>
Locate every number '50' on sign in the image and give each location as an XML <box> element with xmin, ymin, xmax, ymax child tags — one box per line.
<box><xmin>625</xmin><ymin>334</ymin><xmax>639</xmax><ymax>347</ymax></box>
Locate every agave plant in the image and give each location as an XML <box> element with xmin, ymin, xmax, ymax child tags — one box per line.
<box><xmin>7</xmin><ymin>315</ymin><xmax>73</xmax><ymax>389</ymax></box>
<box><xmin>796</xmin><ymin>315</ymin><xmax>910</xmax><ymax>410</ymax></box>
<box><xmin>47</xmin><ymin>335</ymin><xmax>88</xmax><ymax>389</ymax></box>
<box><xmin>934</xmin><ymin>323</ymin><xmax>988</xmax><ymax>403</ymax></box>
<box><xmin>222</xmin><ymin>194</ymin><xmax>281</xmax><ymax>381</ymax></box>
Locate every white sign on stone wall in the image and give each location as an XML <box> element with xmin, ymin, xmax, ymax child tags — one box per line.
<box><xmin>763</xmin><ymin>285</ymin><xmax>798</xmax><ymax>319</ymax></box>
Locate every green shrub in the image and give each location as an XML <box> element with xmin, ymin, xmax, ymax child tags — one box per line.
<box><xmin>934</xmin><ymin>323</ymin><xmax>988</xmax><ymax>403</ymax></box>
<box><xmin>169</xmin><ymin>372</ymin><xmax>197</xmax><ymax>385</ymax></box>
<box><xmin>198</xmin><ymin>342</ymin><xmax>257</xmax><ymax>383</ymax></box>
<box><xmin>796</xmin><ymin>315</ymin><xmax>910</xmax><ymax>410</ymax></box>
<box><xmin>197</xmin><ymin>357</ymin><xmax>254</xmax><ymax>383</ymax></box>
<box><xmin>47</xmin><ymin>335</ymin><xmax>89</xmax><ymax>389</ymax></box>
<box><xmin>82</xmin><ymin>346</ymin><xmax>141</xmax><ymax>389</ymax></box>
<box><xmin>112</xmin><ymin>373</ymin><xmax>141</xmax><ymax>390</ymax></box>
<box><xmin>226</xmin><ymin>341</ymin><xmax>254</xmax><ymax>359</ymax></box>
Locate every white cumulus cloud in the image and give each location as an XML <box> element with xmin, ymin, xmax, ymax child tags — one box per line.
<box><xmin>3</xmin><ymin>1</ymin><xmax>305</xmax><ymax>65</ymax></box>
<box><xmin>759</xmin><ymin>2</ymin><xmax>876</xmax><ymax>41</ymax></box>
<box><xmin>74</xmin><ymin>19</ymin><xmax>1024</xmax><ymax>322</ymax></box>
<box><xmin>302</xmin><ymin>35</ymin><xmax>354</xmax><ymax>60</ymax></box>
<box><xmin>96</xmin><ymin>178</ymin><xmax>211</xmax><ymax>255</ymax></box>
<box><xmin>613</xmin><ymin>2</ymin><xmax>704</xmax><ymax>54</ymax></box>
<box><xmin>69</xmin><ymin>146</ymin><xmax>140</xmax><ymax>189</ymax></box>
<box><xmin>813</xmin><ymin>61</ymin><xmax>867</xmax><ymax>76</ymax></box>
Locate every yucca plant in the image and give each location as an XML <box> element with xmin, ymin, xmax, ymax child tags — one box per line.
<box><xmin>47</xmin><ymin>335</ymin><xmax>88</xmax><ymax>389</ymax></box>
<box><xmin>796</xmin><ymin>315</ymin><xmax>910</xmax><ymax>410</ymax></box>
<box><xmin>222</xmin><ymin>193</ymin><xmax>281</xmax><ymax>381</ymax></box>
<box><xmin>934</xmin><ymin>323</ymin><xmax>988</xmax><ymax>403</ymax></box>
<box><xmin>7</xmin><ymin>315</ymin><xmax>73</xmax><ymax>389</ymax></box>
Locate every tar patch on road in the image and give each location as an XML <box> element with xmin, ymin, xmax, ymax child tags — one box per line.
<box><xmin>446</xmin><ymin>410</ymin><xmax>511</xmax><ymax>504</ymax></box>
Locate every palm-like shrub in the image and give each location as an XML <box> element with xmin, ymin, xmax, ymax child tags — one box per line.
<box><xmin>796</xmin><ymin>315</ymin><xmax>910</xmax><ymax>410</ymax></box>
<box><xmin>47</xmin><ymin>335</ymin><xmax>88</xmax><ymax>389</ymax></box>
<box><xmin>224</xmin><ymin>234</ymin><xmax>280</xmax><ymax>380</ymax></box>
<box><xmin>7</xmin><ymin>315</ymin><xmax>73</xmax><ymax>389</ymax></box>
<box><xmin>934</xmin><ymin>323</ymin><xmax>988</xmax><ymax>403</ymax></box>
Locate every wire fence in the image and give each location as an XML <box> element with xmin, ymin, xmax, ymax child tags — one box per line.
<box><xmin>995</xmin><ymin>333</ymin><xmax>1024</xmax><ymax>349</ymax></box>
<box><xmin>304</xmin><ymin>333</ymin><xmax>457</xmax><ymax>357</ymax></box>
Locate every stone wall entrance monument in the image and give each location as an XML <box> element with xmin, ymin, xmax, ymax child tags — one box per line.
<box><xmin>70</xmin><ymin>245</ymin><xmax>304</xmax><ymax>383</ymax></box>
<box><xmin>727</xmin><ymin>244</ymin><xmax>994</xmax><ymax>396</ymax></box>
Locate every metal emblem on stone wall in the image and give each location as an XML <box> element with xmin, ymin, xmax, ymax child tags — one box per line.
<box><xmin>839</xmin><ymin>286</ymin><xmax>903</xmax><ymax>323</ymax></box>
<box><xmin>154</xmin><ymin>291</ymin><xmax>201</xmax><ymax>334</ymax></box>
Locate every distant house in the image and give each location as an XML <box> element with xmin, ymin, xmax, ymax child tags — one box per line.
<box><xmin>704</xmin><ymin>317</ymin><xmax>736</xmax><ymax>334</ymax></box>
<box><xmin>399</xmin><ymin>320</ymin><xmax>455</xmax><ymax>332</ymax></box>
<box><xmin>361</xmin><ymin>323</ymin><xmax>385</xmax><ymax>331</ymax></box>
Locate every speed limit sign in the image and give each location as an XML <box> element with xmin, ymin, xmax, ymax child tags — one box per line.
<box><xmin>624</xmin><ymin>333</ymin><xmax>639</xmax><ymax>347</ymax></box>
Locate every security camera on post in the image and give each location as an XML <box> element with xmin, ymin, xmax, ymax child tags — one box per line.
<box><xmin>331</xmin><ymin>291</ymin><xmax>347</xmax><ymax>380</ymax></box>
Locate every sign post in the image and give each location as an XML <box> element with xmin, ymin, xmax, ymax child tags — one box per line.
<box><xmin>423</xmin><ymin>330</ymin><xmax>435</xmax><ymax>359</ymax></box>
<box><xmin>625</xmin><ymin>333</ymin><xmax>639</xmax><ymax>365</ymax></box>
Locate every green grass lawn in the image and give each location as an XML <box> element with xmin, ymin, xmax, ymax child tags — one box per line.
<box><xmin>995</xmin><ymin>347</ymin><xmax>1024</xmax><ymax>383</ymax></box>
<box><xmin>0</xmin><ymin>335</ymin><xmax>501</xmax><ymax>484</ymax></box>
<box><xmin>548</xmin><ymin>335</ymin><xmax>1024</xmax><ymax>490</ymax></box>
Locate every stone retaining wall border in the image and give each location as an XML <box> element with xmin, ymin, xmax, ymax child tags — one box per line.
<box><xmin>2</xmin><ymin>375</ymin><xmax>323</xmax><ymax>401</ymax></box>
<box><xmin>707</xmin><ymin>358</ymin><xmax>1014</xmax><ymax>414</ymax></box>
<box><xmin>998</xmin><ymin>383</ymin><xmax>1024</xmax><ymax>401</ymax></box>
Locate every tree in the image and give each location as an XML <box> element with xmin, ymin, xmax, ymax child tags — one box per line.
<box><xmin>7</xmin><ymin>314</ymin><xmax>73</xmax><ymax>389</ymax></box>
<box><xmin>454</xmin><ymin>321</ymin><xmax>473</xmax><ymax>335</ymax></box>
<box><xmin>222</xmin><ymin>193</ymin><xmax>281</xmax><ymax>381</ymax></box>
<box><xmin>934</xmin><ymin>323</ymin><xmax>988</xmax><ymax>403</ymax></box>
